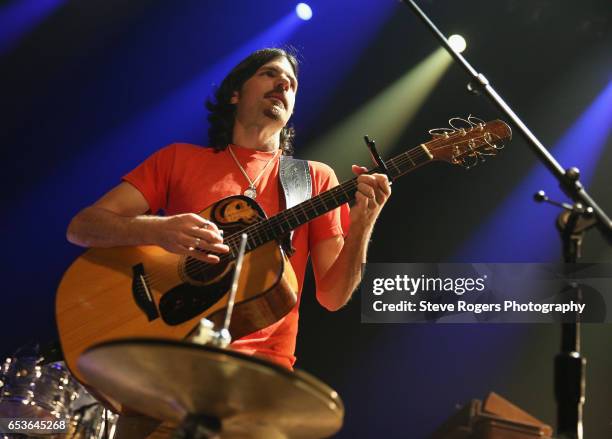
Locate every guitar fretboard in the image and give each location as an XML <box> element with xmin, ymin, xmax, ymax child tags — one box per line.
<box><xmin>224</xmin><ymin>144</ymin><xmax>433</xmax><ymax>254</ymax></box>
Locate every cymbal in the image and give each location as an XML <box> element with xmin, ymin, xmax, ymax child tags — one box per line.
<box><xmin>77</xmin><ymin>339</ymin><xmax>344</xmax><ymax>439</ymax></box>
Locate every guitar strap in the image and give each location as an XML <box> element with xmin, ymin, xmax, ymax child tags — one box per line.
<box><xmin>278</xmin><ymin>155</ymin><xmax>312</xmax><ymax>256</ymax></box>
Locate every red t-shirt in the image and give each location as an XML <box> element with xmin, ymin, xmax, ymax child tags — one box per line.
<box><xmin>123</xmin><ymin>143</ymin><xmax>350</xmax><ymax>368</ymax></box>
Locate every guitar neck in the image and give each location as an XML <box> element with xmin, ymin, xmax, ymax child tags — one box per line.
<box><xmin>225</xmin><ymin>144</ymin><xmax>434</xmax><ymax>253</ymax></box>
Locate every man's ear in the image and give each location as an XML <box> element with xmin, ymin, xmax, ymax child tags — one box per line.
<box><xmin>230</xmin><ymin>91</ymin><xmax>239</xmax><ymax>104</ymax></box>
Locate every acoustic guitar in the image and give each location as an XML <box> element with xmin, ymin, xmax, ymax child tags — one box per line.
<box><xmin>56</xmin><ymin>117</ymin><xmax>511</xmax><ymax>389</ymax></box>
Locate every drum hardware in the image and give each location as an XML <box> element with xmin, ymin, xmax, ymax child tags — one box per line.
<box><xmin>70</xmin><ymin>403</ymin><xmax>117</xmax><ymax>439</ymax></box>
<box><xmin>191</xmin><ymin>233</ymin><xmax>247</xmax><ymax>348</ymax></box>
<box><xmin>181</xmin><ymin>233</ymin><xmax>245</xmax><ymax>438</ymax></box>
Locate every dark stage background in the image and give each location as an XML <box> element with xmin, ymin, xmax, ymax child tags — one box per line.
<box><xmin>1</xmin><ymin>0</ymin><xmax>611</xmax><ymax>437</ymax></box>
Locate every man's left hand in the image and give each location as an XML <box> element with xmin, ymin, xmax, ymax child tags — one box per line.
<box><xmin>349</xmin><ymin>165</ymin><xmax>391</xmax><ymax>232</ymax></box>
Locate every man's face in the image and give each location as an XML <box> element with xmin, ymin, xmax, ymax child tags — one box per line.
<box><xmin>231</xmin><ymin>56</ymin><xmax>298</xmax><ymax>129</ymax></box>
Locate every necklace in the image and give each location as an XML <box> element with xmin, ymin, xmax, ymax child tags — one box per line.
<box><xmin>228</xmin><ymin>145</ymin><xmax>279</xmax><ymax>199</ymax></box>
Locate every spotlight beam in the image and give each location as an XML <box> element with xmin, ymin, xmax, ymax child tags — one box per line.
<box><xmin>453</xmin><ymin>79</ymin><xmax>612</xmax><ymax>262</ymax></box>
<box><xmin>11</xmin><ymin>11</ymin><xmax>304</xmax><ymax>220</ymax></box>
<box><xmin>305</xmin><ymin>48</ymin><xmax>453</xmax><ymax>179</ymax></box>
<box><xmin>0</xmin><ymin>0</ymin><xmax>65</xmax><ymax>54</ymax></box>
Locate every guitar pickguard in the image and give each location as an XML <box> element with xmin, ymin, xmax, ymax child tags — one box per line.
<box><xmin>158</xmin><ymin>270</ymin><xmax>233</xmax><ymax>325</ymax></box>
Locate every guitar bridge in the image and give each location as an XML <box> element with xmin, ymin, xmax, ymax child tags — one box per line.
<box><xmin>132</xmin><ymin>263</ymin><xmax>160</xmax><ymax>321</ymax></box>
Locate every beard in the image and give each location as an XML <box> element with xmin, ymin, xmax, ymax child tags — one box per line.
<box><xmin>263</xmin><ymin>104</ymin><xmax>284</xmax><ymax>121</ymax></box>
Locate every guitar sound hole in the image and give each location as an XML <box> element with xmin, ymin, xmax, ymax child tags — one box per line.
<box><xmin>181</xmin><ymin>256</ymin><xmax>229</xmax><ymax>284</ymax></box>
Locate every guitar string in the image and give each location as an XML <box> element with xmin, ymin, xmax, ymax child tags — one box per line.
<box><xmin>140</xmin><ymin>146</ymin><xmax>433</xmax><ymax>287</ymax></box>
<box><xmin>140</xmin><ymin>131</ymin><xmax>499</xmax><ymax>286</ymax></box>
<box><xmin>180</xmin><ymin>135</ymin><xmax>452</xmax><ymax>259</ymax></box>
<box><xmin>141</xmin><ymin>132</ymin><xmax>495</xmax><ymax>287</ymax></box>
<box><xmin>178</xmin><ymin>128</ymin><xmax>500</xmax><ymax>268</ymax></box>
<box><xmin>140</xmin><ymin>134</ymin><xmax>485</xmax><ymax>287</ymax></box>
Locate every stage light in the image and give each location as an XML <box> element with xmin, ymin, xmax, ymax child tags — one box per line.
<box><xmin>448</xmin><ymin>34</ymin><xmax>466</xmax><ymax>53</ymax></box>
<box><xmin>296</xmin><ymin>3</ymin><xmax>312</xmax><ymax>21</ymax></box>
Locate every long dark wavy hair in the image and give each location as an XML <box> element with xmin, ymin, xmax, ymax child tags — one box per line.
<box><xmin>206</xmin><ymin>48</ymin><xmax>299</xmax><ymax>155</ymax></box>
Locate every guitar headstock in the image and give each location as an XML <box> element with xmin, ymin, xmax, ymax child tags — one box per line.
<box><xmin>426</xmin><ymin>116</ymin><xmax>512</xmax><ymax>169</ymax></box>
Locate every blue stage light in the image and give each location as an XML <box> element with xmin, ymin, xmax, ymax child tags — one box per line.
<box><xmin>296</xmin><ymin>3</ymin><xmax>312</xmax><ymax>21</ymax></box>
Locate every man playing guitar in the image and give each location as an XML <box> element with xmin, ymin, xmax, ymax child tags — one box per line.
<box><xmin>66</xmin><ymin>47</ymin><xmax>391</xmax><ymax>370</ymax></box>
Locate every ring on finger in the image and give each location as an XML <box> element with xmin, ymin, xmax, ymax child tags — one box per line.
<box><xmin>194</xmin><ymin>237</ymin><xmax>201</xmax><ymax>247</ymax></box>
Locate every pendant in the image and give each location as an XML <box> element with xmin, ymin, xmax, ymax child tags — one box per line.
<box><xmin>244</xmin><ymin>187</ymin><xmax>257</xmax><ymax>199</ymax></box>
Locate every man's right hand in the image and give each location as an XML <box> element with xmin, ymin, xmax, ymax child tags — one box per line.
<box><xmin>150</xmin><ymin>213</ymin><xmax>230</xmax><ymax>263</ymax></box>
<box><xmin>67</xmin><ymin>182</ymin><xmax>230</xmax><ymax>264</ymax></box>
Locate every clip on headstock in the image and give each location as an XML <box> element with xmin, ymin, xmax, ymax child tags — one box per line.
<box><xmin>363</xmin><ymin>135</ymin><xmax>391</xmax><ymax>182</ymax></box>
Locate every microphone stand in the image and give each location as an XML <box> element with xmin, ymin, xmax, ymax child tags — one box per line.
<box><xmin>554</xmin><ymin>203</ymin><xmax>588</xmax><ymax>439</ymax></box>
<box><xmin>400</xmin><ymin>1</ymin><xmax>612</xmax><ymax>438</ymax></box>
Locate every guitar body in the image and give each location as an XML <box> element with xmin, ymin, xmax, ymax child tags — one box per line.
<box><xmin>56</xmin><ymin>195</ymin><xmax>298</xmax><ymax>392</ymax></box>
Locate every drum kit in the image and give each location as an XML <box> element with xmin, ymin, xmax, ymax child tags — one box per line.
<box><xmin>0</xmin><ymin>343</ymin><xmax>118</xmax><ymax>439</ymax></box>
<box><xmin>0</xmin><ymin>236</ymin><xmax>344</xmax><ymax>439</ymax></box>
